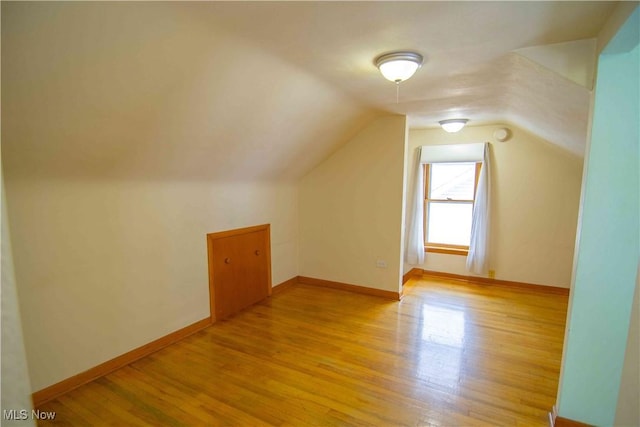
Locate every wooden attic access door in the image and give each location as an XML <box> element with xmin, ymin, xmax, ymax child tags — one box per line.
<box><xmin>207</xmin><ymin>224</ymin><xmax>272</xmax><ymax>321</ymax></box>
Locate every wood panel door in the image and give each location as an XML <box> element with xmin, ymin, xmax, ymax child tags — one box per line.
<box><xmin>207</xmin><ymin>224</ymin><xmax>271</xmax><ymax>321</ymax></box>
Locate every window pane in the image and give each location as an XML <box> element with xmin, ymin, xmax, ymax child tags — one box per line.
<box><xmin>427</xmin><ymin>202</ymin><xmax>473</xmax><ymax>246</ymax></box>
<box><xmin>430</xmin><ymin>163</ymin><xmax>475</xmax><ymax>200</ymax></box>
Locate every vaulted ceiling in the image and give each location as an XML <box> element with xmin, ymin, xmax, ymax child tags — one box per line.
<box><xmin>189</xmin><ymin>1</ymin><xmax>614</xmax><ymax>155</ymax></box>
<box><xmin>2</xmin><ymin>2</ymin><xmax>616</xmax><ymax>182</ymax></box>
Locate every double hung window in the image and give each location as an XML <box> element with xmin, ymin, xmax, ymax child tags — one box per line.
<box><xmin>424</xmin><ymin>162</ymin><xmax>481</xmax><ymax>255</ymax></box>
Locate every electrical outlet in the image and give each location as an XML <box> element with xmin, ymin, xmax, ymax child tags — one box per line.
<box><xmin>376</xmin><ymin>260</ymin><xmax>387</xmax><ymax>268</ymax></box>
<box><xmin>488</xmin><ymin>269</ymin><xmax>496</xmax><ymax>279</ymax></box>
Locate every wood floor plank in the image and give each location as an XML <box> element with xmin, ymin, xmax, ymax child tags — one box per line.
<box><xmin>36</xmin><ymin>276</ymin><xmax>568</xmax><ymax>426</ymax></box>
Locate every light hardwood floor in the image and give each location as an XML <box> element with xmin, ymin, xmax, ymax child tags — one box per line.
<box><xmin>37</xmin><ymin>276</ymin><xmax>568</xmax><ymax>426</ymax></box>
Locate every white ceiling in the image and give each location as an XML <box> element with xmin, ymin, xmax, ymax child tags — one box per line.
<box><xmin>184</xmin><ymin>1</ymin><xmax>616</xmax><ymax>156</ymax></box>
<box><xmin>2</xmin><ymin>2</ymin><xmax>617</xmax><ymax>181</ymax></box>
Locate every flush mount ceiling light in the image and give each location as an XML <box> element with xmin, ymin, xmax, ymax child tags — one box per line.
<box><xmin>375</xmin><ymin>51</ymin><xmax>423</xmax><ymax>83</ymax></box>
<box><xmin>439</xmin><ymin>119</ymin><xmax>469</xmax><ymax>133</ymax></box>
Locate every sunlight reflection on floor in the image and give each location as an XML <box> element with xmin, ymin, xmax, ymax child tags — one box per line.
<box><xmin>417</xmin><ymin>304</ymin><xmax>466</xmax><ymax>388</ymax></box>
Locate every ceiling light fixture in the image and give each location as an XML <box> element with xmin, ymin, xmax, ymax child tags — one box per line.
<box><xmin>375</xmin><ymin>51</ymin><xmax>423</xmax><ymax>83</ymax></box>
<box><xmin>439</xmin><ymin>119</ymin><xmax>468</xmax><ymax>133</ymax></box>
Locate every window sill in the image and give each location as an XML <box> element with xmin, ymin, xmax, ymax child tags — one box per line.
<box><xmin>425</xmin><ymin>246</ymin><xmax>468</xmax><ymax>256</ymax></box>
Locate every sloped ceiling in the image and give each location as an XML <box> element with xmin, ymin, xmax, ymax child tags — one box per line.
<box><xmin>2</xmin><ymin>2</ymin><xmax>616</xmax><ymax>182</ymax></box>
<box><xmin>1</xmin><ymin>2</ymin><xmax>377</xmax><ymax>181</ymax></box>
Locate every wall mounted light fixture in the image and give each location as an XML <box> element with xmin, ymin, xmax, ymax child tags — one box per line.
<box><xmin>439</xmin><ymin>119</ymin><xmax>468</xmax><ymax>133</ymax></box>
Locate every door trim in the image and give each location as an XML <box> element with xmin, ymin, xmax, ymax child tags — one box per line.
<box><xmin>206</xmin><ymin>224</ymin><xmax>272</xmax><ymax>322</ymax></box>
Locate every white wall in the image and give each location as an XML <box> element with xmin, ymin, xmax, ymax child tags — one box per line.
<box><xmin>4</xmin><ymin>178</ymin><xmax>298</xmax><ymax>391</ymax></box>
<box><xmin>406</xmin><ymin>124</ymin><xmax>583</xmax><ymax>288</ymax></box>
<box><xmin>299</xmin><ymin>116</ymin><xmax>407</xmax><ymax>293</ymax></box>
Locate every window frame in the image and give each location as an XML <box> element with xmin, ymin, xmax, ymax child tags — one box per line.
<box><xmin>423</xmin><ymin>162</ymin><xmax>482</xmax><ymax>256</ymax></box>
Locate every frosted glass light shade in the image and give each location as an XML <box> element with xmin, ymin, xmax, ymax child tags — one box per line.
<box><xmin>375</xmin><ymin>52</ymin><xmax>423</xmax><ymax>83</ymax></box>
<box><xmin>439</xmin><ymin>119</ymin><xmax>468</xmax><ymax>133</ymax></box>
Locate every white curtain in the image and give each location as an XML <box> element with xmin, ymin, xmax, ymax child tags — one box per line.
<box><xmin>406</xmin><ymin>147</ymin><xmax>425</xmax><ymax>265</ymax></box>
<box><xmin>406</xmin><ymin>142</ymin><xmax>490</xmax><ymax>270</ymax></box>
<box><xmin>466</xmin><ymin>143</ymin><xmax>491</xmax><ymax>274</ymax></box>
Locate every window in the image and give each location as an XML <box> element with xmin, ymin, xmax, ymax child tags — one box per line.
<box><xmin>424</xmin><ymin>162</ymin><xmax>481</xmax><ymax>255</ymax></box>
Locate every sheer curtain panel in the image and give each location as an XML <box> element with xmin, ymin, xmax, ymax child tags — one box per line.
<box><xmin>466</xmin><ymin>143</ymin><xmax>491</xmax><ymax>274</ymax></box>
<box><xmin>406</xmin><ymin>147</ymin><xmax>425</xmax><ymax>265</ymax></box>
<box><xmin>406</xmin><ymin>142</ymin><xmax>491</xmax><ymax>273</ymax></box>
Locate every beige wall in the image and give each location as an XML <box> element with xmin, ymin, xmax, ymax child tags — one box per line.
<box><xmin>299</xmin><ymin>116</ymin><xmax>407</xmax><ymax>293</ymax></box>
<box><xmin>1</xmin><ymin>172</ymin><xmax>36</xmax><ymax>426</ymax></box>
<box><xmin>407</xmin><ymin>124</ymin><xmax>583</xmax><ymax>288</ymax></box>
<box><xmin>1</xmin><ymin>1</ymin><xmax>372</xmax><ymax>393</ymax></box>
<box><xmin>1</xmin><ymin>2</ymin><xmax>375</xmax><ymax>184</ymax></box>
<box><xmin>4</xmin><ymin>178</ymin><xmax>298</xmax><ymax>391</ymax></box>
